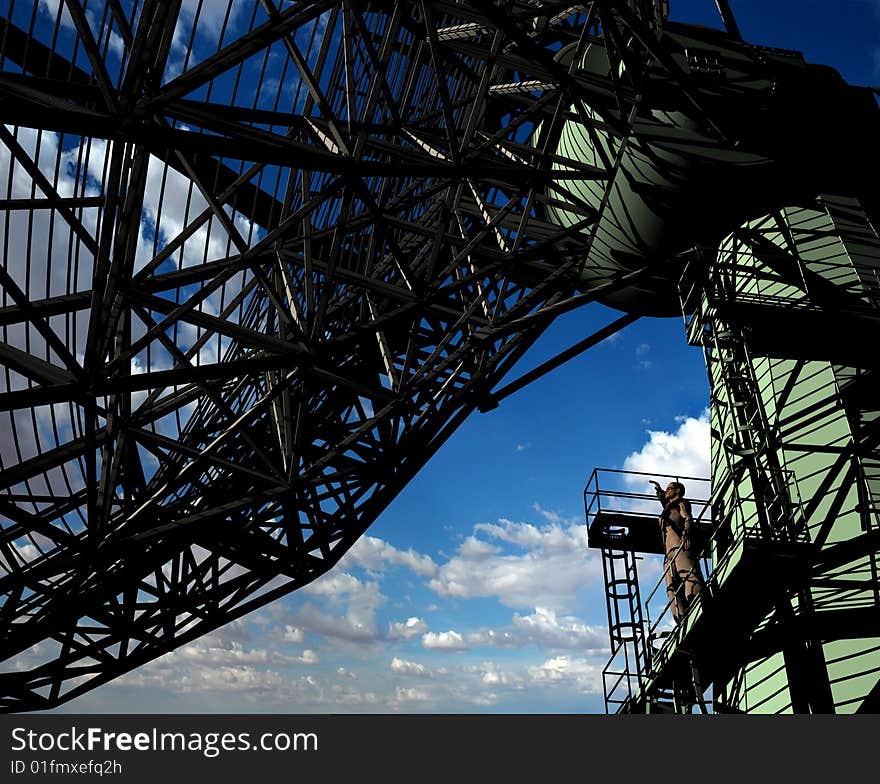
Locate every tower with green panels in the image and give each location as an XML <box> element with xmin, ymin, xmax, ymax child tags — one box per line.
<box><xmin>563</xmin><ymin>10</ymin><xmax>880</xmax><ymax>712</ymax></box>
<box><xmin>679</xmin><ymin>197</ymin><xmax>880</xmax><ymax>713</ymax></box>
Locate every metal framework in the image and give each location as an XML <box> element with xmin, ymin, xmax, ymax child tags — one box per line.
<box><xmin>0</xmin><ymin>1</ymin><xmax>672</xmax><ymax>712</ymax></box>
<box><xmin>2</xmin><ymin>0</ymin><xmax>878</xmax><ymax>714</ymax></box>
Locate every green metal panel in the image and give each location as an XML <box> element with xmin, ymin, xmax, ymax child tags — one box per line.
<box><xmin>699</xmin><ymin>196</ymin><xmax>880</xmax><ymax>713</ymax></box>
<box><xmin>740</xmin><ymin>652</ymin><xmax>792</xmax><ymax>714</ymax></box>
<box><xmin>824</xmin><ymin>640</ymin><xmax>880</xmax><ymax>713</ymax></box>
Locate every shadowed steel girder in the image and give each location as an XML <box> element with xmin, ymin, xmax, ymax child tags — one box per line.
<box><xmin>0</xmin><ymin>1</ymin><xmax>663</xmax><ymax>711</ymax></box>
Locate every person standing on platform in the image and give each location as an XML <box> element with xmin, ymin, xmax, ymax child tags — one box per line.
<box><xmin>650</xmin><ymin>480</ymin><xmax>703</xmax><ymax>622</ymax></box>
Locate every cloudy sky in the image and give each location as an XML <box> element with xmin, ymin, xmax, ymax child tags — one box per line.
<box><xmin>55</xmin><ymin>406</ymin><xmax>711</xmax><ymax>714</ymax></box>
<box><xmin>4</xmin><ymin>0</ymin><xmax>877</xmax><ymax>713</ymax></box>
<box><xmin>48</xmin><ymin>306</ymin><xmax>710</xmax><ymax>714</ymax></box>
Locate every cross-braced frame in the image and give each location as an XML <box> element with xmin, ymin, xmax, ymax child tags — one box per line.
<box><xmin>0</xmin><ymin>1</ymin><xmax>669</xmax><ymax>711</ymax></box>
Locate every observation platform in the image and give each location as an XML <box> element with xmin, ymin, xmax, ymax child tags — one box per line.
<box><xmin>679</xmin><ymin>255</ymin><xmax>880</xmax><ymax>367</ymax></box>
<box><xmin>584</xmin><ymin>468</ymin><xmax>713</xmax><ymax>555</ymax></box>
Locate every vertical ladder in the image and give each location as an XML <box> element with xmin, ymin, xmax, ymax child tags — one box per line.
<box><xmin>685</xmin><ymin>260</ymin><xmax>802</xmax><ymax>544</ymax></box>
<box><xmin>600</xmin><ymin>547</ymin><xmax>649</xmax><ymax>712</ymax></box>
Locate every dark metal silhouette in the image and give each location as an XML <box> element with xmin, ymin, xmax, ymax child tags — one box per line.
<box><xmin>0</xmin><ymin>2</ymin><xmax>645</xmax><ymax>712</ymax></box>
<box><xmin>1</xmin><ymin>1</ymin><xmax>878</xmax><ymax>714</ymax></box>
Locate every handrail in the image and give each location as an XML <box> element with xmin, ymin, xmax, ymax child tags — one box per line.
<box><xmin>586</xmin><ymin>467</ymin><xmax>713</xmax><ymax>711</ymax></box>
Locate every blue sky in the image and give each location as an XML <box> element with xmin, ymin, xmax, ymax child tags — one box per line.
<box><xmin>8</xmin><ymin>0</ymin><xmax>877</xmax><ymax>713</ymax></box>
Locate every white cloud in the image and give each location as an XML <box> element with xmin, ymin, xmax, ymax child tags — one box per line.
<box><xmin>282</xmin><ymin>626</ymin><xmax>306</xmax><ymax>644</ymax></box>
<box><xmin>475</xmin><ymin>518</ymin><xmax>576</xmax><ymax>554</ymax></box>
<box><xmin>427</xmin><ymin>518</ymin><xmax>600</xmax><ymax>610</ymax></box>
<box><xmin>422</xmin><ymin>631</ymin><xmax>468</xmax><ymax>651</ymax></box>
<box><xmin>392</xmin><ymin>687</ymin><xmax>429</xmax><ymax>704</ymax></box>
<box><xmin>303</xmin><ymin>571</ymin><xmax>368</xmax><ymax>598</ymax></box>
<box><xmin>179</xmin><ymin>0</ymin><xmax>247</xmax><ymax>33</ymax></box>
<box><xmin>112</xmin><ymin>632</ymin><xmax>325</xmax><ymax>701</ymax></box>
<box><xmin>476</xmin><ymin>662</ymin><xmax>524</xmax><ymax>689</ymax></box>
<box><xmin>531</xmin><ymin>504</ymin><xmax>568</xmax><ymax>525</ymax></box>
<box><xmin>623</xmin><ymin>409</ymin><xmax>711</xmax><ymax>483</ymax></box>
<box><xmin>289</xmin><ymin>602</ymin><xmax>382</xmax><ymax>644</ymax></box>
<box><xmin>528</xmin><ymin>656</ymin><xmax>603</xmax><ymax>693</ymax></box>
<box><xmin>388</xmin><ymin>617</ymin><xmax>428</xmax><ymax>640</ymax></box>
<box><xmin>465</xmin><ymin>628</ymin><xmax>521</xmax><ymax>648</ymax></box>
<box><xmin>342</xmin><ymin>535</ymin><xmax>439</xmax><ymax>578</ymax></box>
<box><xmin>289</xmin><ymin>572</ymin><xmax>386</xmax><ymax>643</ymax></box>
<box><xmin>176</xmin><ymin>641</ymin><xmax>269</xmax><ymax>667</ymax></box>
<box><xmin>389</xmin><ymin>657</ymin><xmax>446</xmax><ymax>678</ymax></box>
<box><xmin>330</xmin><ymin>685</ymin><xmax>379</xmax><ymax>707</ymax></box>
<box><xmin>463</xmin><ymin>608</ymin><xmax>607</xmax><ymax>652</ymax></box>
<box><xmin>201</xmin><ymin>620</ymin><xmax>250</xmax><ymax>646</ymax></box>
<box><xmin>173</xmin><ymin>666</ymin><xmax>285</xmax><ymax>694</ymax></box>
<box><xmin>38</xmin><ymin>0</ymin><xmax>124</xmax><ymax>59</ymax></box>
<box><xmin>510</xmin><ymin>608</ymin><xmax>607</xmax><ymax>651</ymax></box>
<box><xmin>456</xmin><ymin>536</ymin><xmax>501</xmax><ymax>559</ymax></box>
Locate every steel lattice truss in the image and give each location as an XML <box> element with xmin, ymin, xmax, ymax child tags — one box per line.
<box><xmin>0</xmin><ymin>0</ymin><xmax>763</xmax><ymax>711</ymax></box>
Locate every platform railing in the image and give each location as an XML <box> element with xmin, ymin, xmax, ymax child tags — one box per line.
<box><xmin>680</xmin><ymin>254</ymin><xmax>880</xmax><ymax>318</ymax></box>
<box><xmin>585</xmin><ymin>467</ymin><xmax>712</xmax><ymax>529</ymax></box>
<box><xmin>586</xmin><ymin>467</ymin><xmax>712</xmax><ymax>711</ymax></box>
<box><xmin>641</xmin><ymin>467</ymin><xmax>810</xmax><ymax>678</ymax></box>
<box><xmin>642</xmin><ymin>533</ymin><xmax>713</xmax><ymax>658</ymax></box>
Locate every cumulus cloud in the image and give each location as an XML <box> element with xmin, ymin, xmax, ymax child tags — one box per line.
<box><xmin>342</xmin><ymin>535</ymin><xmax>439</xmax><ymax>578</ymax></box>
<box><xmin>474</xmin><ymin>662</ymin><xmax>524</xmax><ymax>689</ymax></box>
<box><xmin>623</xmin><ymin>409</ymin><xmax>711</xmax><ymax>482</ymax></box>
<box><xmin>110</xmin><ymin>627</ymin><xmax>325</xmax><ymax>704</ymax></box>
<box><xmin>303</xmin><ymin>571</ymin><xmax>370</xmax><ymax>598</ymax></box>
<box><xmin>288</xmin><ymin>601</ymin><xmax>383</xmax><ymax>644</ymax></box>
<box><xmin>171</xmin><ymin>666</ymin><xmax>286</xmax><ymax>694</ymax></box>
<box><xmin>282</xmin><ymin>626</ymin><xmax>306</xmax><ymax>644</ymax></box>
<box><xmin>133</xmin><ymin>625</ymin><xmax>314</xmax><ymax>673</ymax></box>
<box><xmin>330</xmin><ymin>685</ymin><xmax>380</xmax><ymax>707</ymax></box>
<box><xmin>427</xmin><ymin>518</ymin><xmax>600</xmax><ymax>610</ymax></box>
<box><xmin>474</xmin><ymin>519</ymin><xmax>576</xmax><ymax>554</ymax></box>
<box><xmin>392</xmin><ymin>687</ymin><xmax>429</xmax><ymax>704</ymax></box>
<box><xmin>201</xmin><ymin>620</ymin><xmax>251</xmax><ymax>646</ymax></box>
<box><xmin>289</xmin><ymin>572</ymin><xmax>386</xmax><ymax>643</ymax></box>
<box><xmin>510</xmin><ymin>608</ymin><xmax>607</xmax><ymax>652</ymax></box>
<box><xmin>463</xmin><ymin>608</ymin><xmax>607</xmax><ymax>652</ymax></box>
<box><xmin>465</xmin><ymin>629</ymin><xmax>521</xmax><ymax>649</ymax></box>
<box><xmin>388</xmin><ymin>617</ymin><xmax>428</xmax><ymax>640</ymax></box>
<box><xmin>422</xmin><ymin>631</ymin><xmax>468</xmax><ymax>651</ymax></box>
<box><xmin>391</xmin><ymin>657</ymin><xmax>427</xmax><ymax>676</ymax></box>
<box><xmin>390</xmin><ymin>657</ymin><xmax>447</xmax><ymax>678</ymax></box>
<box><xmin>528</xmin><ymin>656</ymin><xmax>603</xmax><ymax>693</ymax></box>
<box><xmin>456</xmin><ymin>536</ymin><xmax>501</xmax><ymax>559</ymax></box>
<box><xmin>176</xmin><ymin>641</ymin><xmax>270</xmax><ymax>667</ymax></box>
